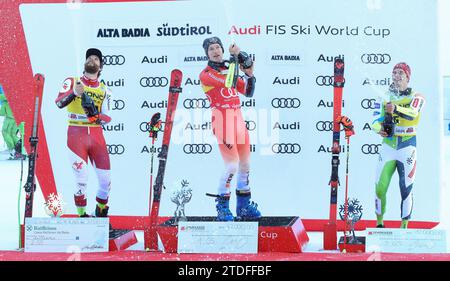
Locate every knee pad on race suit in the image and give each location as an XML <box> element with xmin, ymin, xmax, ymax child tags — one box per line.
<box><xmin>69</xmin><ymin>150</ymin><xmax>88</xmax><ymax>207</ymax></box>
<box><xmin>397</xmin><ymin>161</ymin><xmax>415</xmax><ymax>220</ymax></box>
<box><xmin>396</xmin><ymin>138</ymin><xmax>416</xmax><ymax>220</ymax></box>
<box><xmin>218</xmin><ymin>162</ymin><xmax>238</xmax><ymax>195</ymax></box>
<box><xmin>236</xmin><ymin>162</ymin><xmax>250</xmax><ymax>191</ymax></box>
<box><xmin>89</xmin><ymin>127</ymin><xmax>110</xmax><ymax>170</ymax></box>
<box><xmin>95</xmin><ymin>168</ymin><xmax>111</xmax><ymax>204</ymax></box>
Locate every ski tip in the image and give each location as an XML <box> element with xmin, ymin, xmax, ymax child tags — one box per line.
<box><xmin>170</xmin><ymin>69</ymin><xmax>183</xmax><ymax>88</ymax></box>
<box><xmin>34</xmin><ymin>73</ymin><xmax>45</xmax><ymax>82</ymax></box>
<box><xmin>171</xmin><ymin>69</ymin><xmax>182</xmax><ymax>75</ymax></box>
<box><xmin>334</xmin><ymin>58</ymin><xmax>344</xmax><ymax>69</ymax></box>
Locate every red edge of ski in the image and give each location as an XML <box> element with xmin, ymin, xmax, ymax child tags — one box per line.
<box><xmin>323</xmin><ymin>58</ymin><xmax>345</xmax><ymax>250</ymax></box>
<box><xmin>21</xmin><ymin>73</ymin><xmax>45</xmax><ymax>248</ymax></box>
<box><xmin>144</xmin><ymin>69</ymin><xmax>182</xmax><ymax>251</ymax></box>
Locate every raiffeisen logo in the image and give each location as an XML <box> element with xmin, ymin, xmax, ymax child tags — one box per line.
<box><xmin>228</xmin><ymin>25</ymin><xmax>261</xmax><ymax>35</ymax></box>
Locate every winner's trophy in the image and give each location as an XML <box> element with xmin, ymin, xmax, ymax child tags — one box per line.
<box><xmin>170</xmin><ymin>180</ymin><xmax>192</xmax><ymax>225</ymax></box>
<box><xmin>338</xmin><ymin>198</ymin><xmax>365</xmax><ymax>252</ymax></box>
<box><xmin>44</xmin><ymin>193</ymin><xmax>65</xmax><ymax>217</ymax></box>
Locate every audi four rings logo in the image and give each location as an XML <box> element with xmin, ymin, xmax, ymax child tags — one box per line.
<box><xmin>361</xmin><ymin>99</ymin><xmax>377</xmax><ymax>109</ymax></box>
<box><xmin>107</xmin><ymin>144</ymin><xmax>125</xmax><ymax>155</ymax></box>
<box><xmin>220</xmin><ymin>88</ymin><xmax>239</xmax><ymax>98</ymax></box>
<box><xmin>183</xmin><ymin>144</ymin><xmax>213</xmax><ymax>154</ymax></box>
<box><xmin>361</xmin><ymin>54</ymin><xmax>391</xmax><ymax>64</ymax></box>
<box><xmin>112</xmin><ymin>99</ymin><xmax>125</xmax><ymax>110</ymax></box>
<box><xmin>272</xmin><ymin>143</ymin><xmax>301</xmax><ymax>154</ymax></box>
<box><xmin>140</xmin><ymin>77</ymin><xmax>169</xmax><ymax>87</ymax></box>
<box><xmin>245</xmin><ymin>120</ymin><xmax>256</xmax><ymax>131</ymax></box>
<box><xmin>271</xmin><ymin>98</ymin><xmax>301</xmax><ymax>108</ymax></box>
<box><xmin>316</xmin><ymin>76</ymin><xmax>334</xmax><ymax>86</ymax></box>
<box><xmin>361</xmin><ymin>144</ymin><xmax>381</xmax><ymax>154</ymax></box>
<box><xmin>316</xmin><ymin>121</ymin><xmax>334</xmax><ymax>132</ymax></box>
<box><xmin>140</xmin><ymin>122</ymin><xmax>152</xmax><ymax>132</ymax></box>
<box><xmin>102</xmin><ymin>55</ymin><xmax>126</xmax><ymax>66</ymax></box>
<box><xmin>183</xmin><ymin>98</ymin><xmax>210</xmax><ymax>109</ymax></box>
<box><xmin>316</xmin><ymin>121</ymin><xmax>345</xmax><ymax>132</ymax></box>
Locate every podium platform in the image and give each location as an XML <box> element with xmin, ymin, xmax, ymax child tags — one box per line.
<box><xmin>157</xmin><ymin>216</ymin><xmax>309</xmax><ymax>253</ymax></box>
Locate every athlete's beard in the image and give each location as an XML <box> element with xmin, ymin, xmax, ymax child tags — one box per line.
<box><xmin>84</xmin><ymin>61</ymin><xmax>100</xmax><ymax>75</ymax></box>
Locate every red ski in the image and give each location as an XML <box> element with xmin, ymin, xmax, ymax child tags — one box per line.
<box><xmin>23</xmin><ymin>73</ymin><xmax>45</xmax><ymax>220</ymax></box>
<box><xmin>144</xmin><ymin>69</ymin><xmax>182</xmax><ymax>251</ymax></box>
<box><xmin>323</xmin><ymin>58</ymin><xmax>345</xmax><ymax>250</ymax></box>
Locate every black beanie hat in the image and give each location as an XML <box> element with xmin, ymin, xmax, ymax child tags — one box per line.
<box><xmin>86</xmin><ymin>48</ymin><xmax>103</xmax><ymax>65</ymax></box>
<box><xmin>202</xmin><ymin>37</ymin><xmax>224</xmax><ymax>56</ymax></box>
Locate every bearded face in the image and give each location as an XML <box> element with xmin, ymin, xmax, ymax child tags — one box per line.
<box><xmin>84</xmin><ymin>56</ymin><xmax>101</xmax><ymax>74</ymax></box>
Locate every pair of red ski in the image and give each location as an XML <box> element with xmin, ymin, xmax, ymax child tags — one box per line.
<box><xmin>323</xmin><ymin>58</ymin><xmax>356</xmax><ymax>250</ymax></box>
<box><xmin>144</xmin><ymin>69</ymin><xmax>183</xmax><ymax>251</ymax></box>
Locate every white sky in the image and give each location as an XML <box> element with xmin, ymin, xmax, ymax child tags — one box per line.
<box><xmin>439</xmin><ymin>0</ymin><xmax>450</xmax><ymax>75</ymax></box>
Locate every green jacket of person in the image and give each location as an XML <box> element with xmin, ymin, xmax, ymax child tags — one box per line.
<box><xmin>0</xmin><ymin>84</ymin><xmax>20</xmax><ymax>153</ymax></box>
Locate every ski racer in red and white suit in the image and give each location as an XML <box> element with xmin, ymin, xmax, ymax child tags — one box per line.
<box><xmin>199</xmin><ymin>37</ymin><xmax>260</xmax><ymax>221</ymax></box>
<box><xmin>55</xmin><ymin>48</ymin><xmax>112</xmax><ymax>218</ymax></box>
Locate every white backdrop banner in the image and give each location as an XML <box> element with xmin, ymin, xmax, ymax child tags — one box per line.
<box><xmin>19</xmin><ymin>0</ymin><xmax>441</xmax><ymax>223</ymax></box>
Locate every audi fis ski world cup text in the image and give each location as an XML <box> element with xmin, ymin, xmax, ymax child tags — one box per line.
<box><xmin>228</xmin><ymin>24</ymin><xmax>390</xmax><ymax>38</ymax></box>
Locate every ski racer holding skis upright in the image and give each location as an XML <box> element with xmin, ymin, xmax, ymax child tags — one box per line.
<box><xmin>55</xmin><ymin>48</ymin><xmax>113</xmax><ymax>218</ymax></box>
<box><xmin>199</xmin><ymin>37</ymin><xmax>261</xmax><ymax>221</ymax></box>
<box><xmin>371</xmin><ymin>62</ymin><xmax>425</xmax><ymax>228</ymax></box>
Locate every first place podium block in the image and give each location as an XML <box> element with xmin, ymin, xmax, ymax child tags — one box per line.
<box><xmin>157</xmin><ymin>216</ymin><xmax>309</xmax><ymax>253</ymax></box>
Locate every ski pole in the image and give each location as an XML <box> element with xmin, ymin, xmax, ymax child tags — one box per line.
<box><xmin>343</xmin><ymin>135</ymin><xmax>350</xmax><ymax>246</ymax></box>
<box><xmin>148</xmin><ymin>113</ymin><xmax>162</xmax><ymax>215</ymax></box>
<box><xmin>232</xmin><ymin>53</ymin><xmax>239</xmax><ymax>89</ymax></box>
<box><xmin>337</xmin><ymin>115</ymin><xmax>354</xmax><ymax>248</ymax></box>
